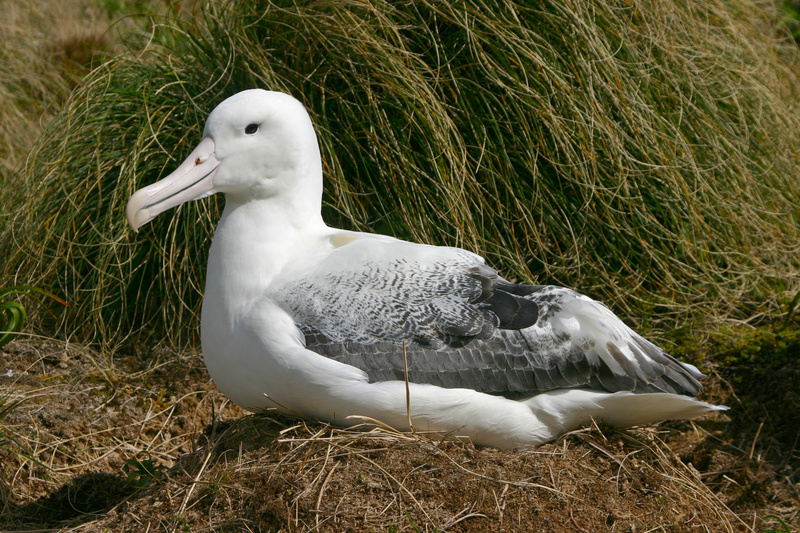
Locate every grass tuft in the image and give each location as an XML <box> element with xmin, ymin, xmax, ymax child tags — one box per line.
<box><xmin>1</xmin><ymin>0</ymin><xmax>800</xmax><ymax>344</ymax></box>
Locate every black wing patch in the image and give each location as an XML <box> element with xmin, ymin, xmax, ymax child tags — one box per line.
<box><xmin>429</xmin><ymin>268</ymin><xmax>543</xmax><ymax>348</ymax></box>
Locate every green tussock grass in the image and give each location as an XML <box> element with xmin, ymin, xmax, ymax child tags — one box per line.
<box><xmin>1</xmin><ymin>0</ymin><xmax>799</xmax><ymax>345</ymax></box>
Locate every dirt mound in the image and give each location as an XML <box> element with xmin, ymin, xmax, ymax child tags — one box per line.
<box><xmin>1</xmin><ymin>337</ymin><xmax>797</xmax><ymax>531</ymax></box>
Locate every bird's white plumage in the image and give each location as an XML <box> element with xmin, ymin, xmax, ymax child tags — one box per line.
<box><xmin>126</xmin><ymin>89</ymin><xmax>724</xmax><ymax>448</ymax></box>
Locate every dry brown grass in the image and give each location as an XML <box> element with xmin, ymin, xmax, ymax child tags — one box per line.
<box><xmin>2</xmin><ymin>337</ymin><xmax>798</xmax><ymax>531</ymax></box>
<box><xmin>0</xmin><ymin>338</ymin><xmax>244</xmax><ymax>527</ymax></box>
<box><xmin>98</xmin><ymin>422</ymin><xmax>746</xmax><ymax>532</ymax></box>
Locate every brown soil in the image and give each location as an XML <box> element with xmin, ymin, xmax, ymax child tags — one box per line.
<box><xmin>0</xmin><ymin>336</ymin><xmax>797</xmax><ymax>532</ymax></box>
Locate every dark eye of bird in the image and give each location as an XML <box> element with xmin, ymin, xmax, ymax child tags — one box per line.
<box><xmin>245</xmin><ymin>123</ymin><xmax>259</xmax><ymax>135</ymax></box>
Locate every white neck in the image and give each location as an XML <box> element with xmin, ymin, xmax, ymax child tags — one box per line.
<box><xmin>203</xmin><ymin>195</ymin><xmax>328</xmax><ymax>325</ymax></box>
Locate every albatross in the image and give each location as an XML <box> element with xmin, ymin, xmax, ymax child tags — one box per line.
<box><xmin>126</xmin><ymin>89</ymin><xmax>724</xmax><ymax>448</ymax></box>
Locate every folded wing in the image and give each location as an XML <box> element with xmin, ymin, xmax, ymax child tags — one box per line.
<box><xmin>273</xmin><ymin>237</ymin><xmax>704</xmax><ymax>399</ymax></box>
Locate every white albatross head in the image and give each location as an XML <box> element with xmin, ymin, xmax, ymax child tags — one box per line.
<box><xmin>126</xmin><ymin>89</ymin><xmax>323</xmax><ymax>231</ymax></box>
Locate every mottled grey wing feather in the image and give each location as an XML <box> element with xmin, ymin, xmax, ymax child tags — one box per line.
<box><xmin>300</xmin><ymin>307</ymin><xmax>701</xmax><ymax>399</ymax></box>
<box><xmin>274</xmin><ymin>240</ymin><xmax>703</xmax><ymax>399</ymax></box>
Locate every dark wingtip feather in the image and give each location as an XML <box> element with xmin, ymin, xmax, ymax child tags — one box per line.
<box><xmin>482</xmin><ymin>289</ymin><xmax>539</xmax><ymax>330</ymax></box>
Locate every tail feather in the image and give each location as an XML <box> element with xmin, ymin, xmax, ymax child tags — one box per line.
<box><xmin>522</xmin><ymin>389</ymin><xmax>727</xmax><ymax>442</ymax></box>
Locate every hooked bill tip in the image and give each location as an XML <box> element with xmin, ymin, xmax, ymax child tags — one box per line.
<box><xmin>125</xmin><ymin>189</ymin><xmax>153</xmax><ymax>231</ymax></box>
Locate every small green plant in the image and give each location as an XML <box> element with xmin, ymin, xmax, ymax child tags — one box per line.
<box><xmin>761</xmin><ymin>514</ymin><xmax>792</xmax><ymax>533</ymax></box>
<box><xmin>403</xmin><ymin>511</ymin><xmax>439</xmax><ymax>533</ymax></box>
<box><xmin>0</xmin><ymin>286</ymin><xmax>67</xmax><ymax>348</ymax></box>
<box><xmin>123</xmin><ymin>456</ymin><xmax>165</xmax><ymax>487</ymax></box>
